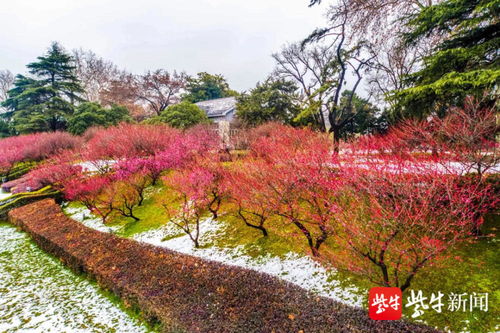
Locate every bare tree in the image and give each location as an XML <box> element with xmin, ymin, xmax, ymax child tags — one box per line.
<box><xmin>136</xmin><ymin>70</ymin><xmax>187</xmax><ymax>116</ymax></box>
<box><xmin>72</xmin><ymin>49</ymin><xmax>121</xmax><ymax>102</ymax></box>
<box><xmin>309</xmin><ymin>0</ymin><xmax>442</xmax><ymax>104</ymax></box>
<box><xmin>0</xmin><ymin>70</ymin><xmax>14</xmax><ymax>105</ymax></box>
<box><xmin>100</xmin><ymin>71</ymin><xmax>146</xmax><ymax>120</ymax></box>
<box><xmin>273</xmin><ymin>10</ymin><xmax>373</xmax><ymax>148</ymax></box>
<box><xmin>73</xmin><ymin>49</ymin><xmax>186</xmax><ymax>118</ymax></box>
<box><xmin>0</xmin><ymin>70</ymin><xmax>14</xmax><ymax>119</ymax></box>
<box><xmin>310</xmin><ymin>0</ymin><xmax>441</xmax><ymax>36</ymax></box>
<box><xmin>273</xmin><ymin>42</ymin><xmax>336</xmax><ymax>131</ymax></box>
<box><xmin>366</xmin><ymin>40</ymin><xmax>423</xmax><ymax>105</ymax></box>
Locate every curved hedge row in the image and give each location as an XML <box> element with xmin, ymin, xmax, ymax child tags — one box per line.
<box><xmin>8</xmin><ymin>199</ymin><xmax>438</xmax><ymax>333</ymax></box>
<box><xmin>0</xmin><ymin>161</ymin><xmax>38</xmax><ymax>182</ymax></box>
<box><xmin>0</xmin><ymin>186</ymin><xmax>61</xmax><ymax>219</ymax></box>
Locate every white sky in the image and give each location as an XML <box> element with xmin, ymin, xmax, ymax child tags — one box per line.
<box><xmin>0</xmin><ymin>0</ymin><xmax>327</xmax><ymax>91</ymax></box>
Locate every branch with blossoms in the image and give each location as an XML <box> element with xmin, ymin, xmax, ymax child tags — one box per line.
<box><xmin>64</xmin><ymin>175</ymin><xmax>115</xmax><ymax>224</ymax></box>
<box><xmin>240</xmin><ymin>125</ymin><xmax>341</xmax><ymax>257</ymax></box>
<box><xmin>161</xmin><ymin>154</ymin><xmax>229</xmax><ymax>247</ymax></box>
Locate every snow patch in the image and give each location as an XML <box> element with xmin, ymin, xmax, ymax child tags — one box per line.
<box><xmin>76</xmin><ymin>160</ymin><xmax>116</xmax><ymax>173</ymax></box>
<box><xmin>63</xmin><ymin>205</ymin><xmax>120</xmax><ymax>233</ymax></box>
<box><xmin>0</xmin><ymin>190</ymin><xmax>12</xmax><ymax>201</ymax></box>
<box><xmin>0</xmin><ymin>224</ymin><xmax>150</xmax><ymax>333</ymax></box>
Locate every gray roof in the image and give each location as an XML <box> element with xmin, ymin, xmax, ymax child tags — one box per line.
<box><xmin>195</xmin><ymin>97</ymin><xmax>236</xmax><ymax>118</ymax></box>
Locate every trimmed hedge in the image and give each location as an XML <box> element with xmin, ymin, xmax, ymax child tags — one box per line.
<box><xmin>0</xmin><ymin>186</ymin><xmax>61</xmax><ymax>219</ymax></box>
<box><xmin>9</xmin><ymin>199</ymin><xmax>439</xmax><ymax>333</ymax></box>
<box><xmin>0</xmin><ymin>161</ymin><xmax>37</xmax><ymax>182</ymax></box>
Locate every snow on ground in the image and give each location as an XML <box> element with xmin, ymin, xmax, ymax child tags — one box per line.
<box><xmin>0</xmin><ymin>190</ymin><xmax>12</xmax><ymax>201</ymax></box>
<box><xmin>63</xmin><ymin>205</ymin><xmax>120</xmax><ymax>234</ymax></box>
<box><xmin>0</xmin><ymin>223</ymin><xmax>151</xmax><ymax>333</ymax></box>
<box><xmin>339</xmin><ymin>158</ymin><xmax>500</xmax><ymax>175</ymax></box>
<box><xmin>75</xmin><ymin>160</ymin><xmax>116</xmax><ymax>173</ymax></box>
<box><xmin>64</xmin><ymin>205</ymin><xmax>363</xmax><ymax>307</ymax></box>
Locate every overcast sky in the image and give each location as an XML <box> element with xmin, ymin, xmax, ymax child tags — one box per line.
<box><xmin>0</xmin><ymin>0</ymin><xmax>327</xmax><ymax>91</ymax></box>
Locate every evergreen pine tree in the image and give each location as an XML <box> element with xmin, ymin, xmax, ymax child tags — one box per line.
<box><xmin>391</xmin><ymin>0</ymin><xmax>499</xmax><ymax>118</ymax></box>
<box><xmin>2</xmin><ymin>42</ymin><xmax>84</xmax><ymax>133</ymax></box>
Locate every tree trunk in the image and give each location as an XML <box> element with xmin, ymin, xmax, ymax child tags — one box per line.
<box><xmin>138</xmin><ymin>191</ymin><xmax>145</xmax><ymax>206</ymax></box>
<box><xmin>209</xmin><ymin>197</ymin><xmax>221</xmax><ymax>220</ymax></box>
<box><xmin>244</xmin><ymin>221</ymin><xmax>268</xmax><ymax>237</ymax></box>
<box><xmin>314</xmin><ymin>225</ymin><xmax>329</xmax><ymax>253</ymax></box>
<box><xmin>311</xmin><ymin>246</ymin><xmax>320</xmax><ymax>257</ymax></box>
<box><xmin>238</xmin><ymin>209</ymin><xmax>268</xmax><ymax>237</ymax></box>
<box><xmin>293</xmin><ymin>220</ymin><xmax>320</xmax><ymax>257</ymax></box>
<box><xmin>471</xmin><ymin>212</ymin><xmax>484</xmax><ymax>236</ymax></box>
<box><xmin>122</xmin><ymin>205</ymin><xmax>139</xmax><ymax>221</ymax></box>
<box><xmin>400</xmin><ymin>273</ymin><xmax>415</xmax><ymax>292</ymax></box>
<box><xmin>380</xmin><ymin>263</ymin><xmax>390</xmax><ymax>287</ymax></box>
<box><xmin>332</xmin><ymin>126</ymin><xmax>341</xmax><ymax>154</ymax></box>
<box><xmin>127</xmin><ymin>214</ymin><xmax>140</xmax><ymax>222</ymax></box>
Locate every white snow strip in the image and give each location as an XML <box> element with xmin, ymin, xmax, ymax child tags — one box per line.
<box><xmin>0</xmin><ymin>224</ymin><xmax>150</xmax><ymax>333</ymax></box>
<box><xmin>0</xmin><ymin>190</ymin><xmax>12</xmax><ymax>201</ymax></box>
<box><xmin>63</xmin><ymin>205</ymin><xmax>120</xmax><ymax>233</ymax></box>
<box><xmin>64</xmin><ymin>205</ymin><xmax>364</xmax><ymax>307</ymax></box>
<box><xmin>75</xmin><ymin>160</ymin><xmax>116</xmax><ymax>173</ymax></box>
<box><xmin>339</xmin><ymin>157</ymin><xmax>500</xmax><ymax>175</ymax></box>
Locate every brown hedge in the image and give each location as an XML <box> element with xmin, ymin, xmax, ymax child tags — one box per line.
<box><xmin>8</xmin><ymin>199</ymin><xmax>439</xmax><ymax>333</ymax></box>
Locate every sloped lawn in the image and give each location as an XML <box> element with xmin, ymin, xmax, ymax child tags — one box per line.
<box><xmin>64</xmin><ymin>184</ymin><xmax>499</xmax><ymax>332</ymax></box>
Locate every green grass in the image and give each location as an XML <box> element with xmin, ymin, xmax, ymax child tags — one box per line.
<box><xmin>209</xmin><ymin>213</ymin><xmax>308</xmax><ymax>258</ymax></box>
<box><xmin>111</xmin><ymin>187</ymin><xmax>169</xmax><ymax>237</ymax></box>
<box><xmin>93</xmin><ymin>184</ymin><xmax>183</xmax><ymax>238</ymax></box>
<box><xmin>216</xmin><ymin>213</ymin><xmax>499</xmax><ymax>332</ymax></box>
<box><xmin>404</xmin><ymin>215</ymin><xmax>499</xmax><ymax>333</ymax></box>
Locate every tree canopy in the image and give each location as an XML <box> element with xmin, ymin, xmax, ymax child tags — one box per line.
<box><xmin>2</xmin><ymin>42</ymin><xmax>84</xmax><ymax>133</ymax></box>
<box><xmin>146</xmin><ymin>101</ymin><xmax>209</xmax><ymax>129</ymax></box>
<box><xmin>236</xmin><ymin>78</ymin><xmax>302</xmax><ymax>126</ymax></box>
<box><xmin>391</xmin><ymin>0</ymin><xmax>499</xmax><ymax>117</ymax></box>
<box><xmin>67</xmin><ymin>102</ymin><xmax>131</xmax><ymax>135</ymax></box>
<box><xmin>0</xmin><ymin>119</ymin><xmax>12</xmax><ymax>138</ymax></box>
<box><xmin>182</xmin><ymin>72</ymin><xmax>238</xmax><ymax>103</ymax></box>
<box><xmin>337</xmin><ymin>91</ymin><xmax>385</xmax><ymax>139</ymax></box>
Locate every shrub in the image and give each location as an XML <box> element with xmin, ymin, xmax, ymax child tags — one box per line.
<box><xmin>83</xmin><ymin>123</ymin><xmax>181</xmax><ymax>160</ymax></box>
<box><xmin>65</xmin><ymin>175</ymin><xmax>115</xmax><ymax>223</ymax></box>
<box><xmin>65</xmin><ymin>173</ymin><xmax>146</xmax><ymax>223</ymax></box>
<box><xmin>162</xmin><ymin>154</ymin><xmax>229</xmax><ymax>247</ymax></box>
<box><xmin>68</xmin><ymin>102</ymin><xmax>131</xmax><ymax>135</ymax></box>
<box><xmin>9</xmin><ymin>199</ymin><xmax>436</xmax><ymax>333</ymax></box>
<box><xmin>0</xmin><ymin>132</ymin><xmax>81</xmax><ymax>174</ymax></box>
<box><xmin>105</xmin><ymin>179</ymin><xmax>144</xmax><ymax>221</ymax></box>
<box><xmin>350</xmin><ymin>97</ymin><xmax>499</xmax><ymax>177</ymax></box>
<box><xmin>225</xmin><ymin>161</ymin><xmax>274</xmax><ymax>237</ymax></box>
<box><xmin>153</xmin><ymin>102</ymin><xmax>210</xmax><ymax>129</ymax></box>
<box><xmin>238</xmin><ymin>124</ymin><xmax>340</xmax><ymax>256</ymax></box>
